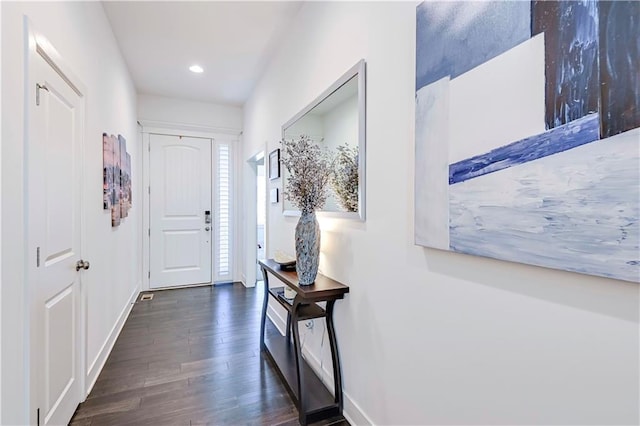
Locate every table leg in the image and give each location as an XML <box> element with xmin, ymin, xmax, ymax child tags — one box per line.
<box><xmin>286</xmin><ymin>312</ymin><xmax>292</xmax><ymax>343</ymax></box>
<box><xmin>326</xmin><ymin>300</ymin><xmax>343</xmax><ymax>412</ymax></box>
<box><xmin>291</xmin><ymin>299</ymin><xmax>306</xmax><ymax>425</ymax></box>
<box><xmin>259</xmin><ymin>266</ymin><xmax>269</xmax><ymax>351</ymax></box>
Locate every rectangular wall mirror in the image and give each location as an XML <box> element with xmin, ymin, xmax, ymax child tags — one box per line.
<box><xmin>282</xmin><ymin>59</ymin><xmax>366</xmax><ymax>220</ymax></box>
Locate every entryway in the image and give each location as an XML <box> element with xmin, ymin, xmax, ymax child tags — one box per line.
<box><xmin>149</xmin><ymin>134</ymin><xmax>213</xmax><ymax>288</ymax></box>
<box><xmin>142</xmin><ymin>128</ymin><xmax>237</xmax><ymax>289</ymax></box>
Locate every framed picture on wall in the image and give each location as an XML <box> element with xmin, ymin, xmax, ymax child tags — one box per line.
<box><xmin>269</xmin><ymin>149</ymin><xmax>280</xmax><ymax>180</ymax></box>
<box><xmin>270</xmin><ymin>188</ymin><xmax>279</xmax><ymax>204</ymax></box>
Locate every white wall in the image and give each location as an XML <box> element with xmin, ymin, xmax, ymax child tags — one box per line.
<box><xmin>1</xmin><ymin>2</ymin><xmax>140</xmax><ymax>424</ymax></box>
<box><xmin>138</xmin><ymin>93</ymin><xmax>242</xmax><ymax>132</ymax></box>
<box><xmin>242</xmin><ymin>2</ymin><xmax>639</xmax><ymax>425</ymax></box>
<box><xmin>0</xmin><ymin>2</ymin><xmax>3</xmax><ymax>420</ymax></box>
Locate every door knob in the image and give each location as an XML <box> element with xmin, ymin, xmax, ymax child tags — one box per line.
<box><xmin>75</xmin><ymin>260</ymin><xmax>90</xmax><ymax>271</ymax></box>
<box><xmin>204</xmin><ymin>226</ymin><xmax>210</xmax><ymax>231</ymax></box>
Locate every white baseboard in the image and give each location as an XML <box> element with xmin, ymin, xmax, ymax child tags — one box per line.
<box><xmin>266</xmin><ymin>305</ymin><xmax>372</xmax><ymax>425</ymax></box>
<box><xmin>240</xmin><ymin>278</ymin><xmax>256</xmax><ymax>288</ymax></box>
<box><xmin>85</xmin><ymin>284</ymin><xmax>139</xmax><ymax>396</ymax></box>
<box><xmin>343</xmin><ymin>397</ymin><xmax>374</xmax><ymax>426</ymax></box>
<box><xmin>301</xmin><ymin>345</ymin><xmax>373</xmax><ymax>425</ymax></box>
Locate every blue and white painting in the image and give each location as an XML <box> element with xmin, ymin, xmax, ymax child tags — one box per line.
<box><xmin>415</xmin><ymin>0</ymin><xmax>640</xmax><ymax>283</ymax></box>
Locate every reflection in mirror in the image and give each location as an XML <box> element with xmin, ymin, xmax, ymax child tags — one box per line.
<box><xmin>282</xmin><ymin>60</ymin><xmax>366</xmax><ymax>219</ymax></box>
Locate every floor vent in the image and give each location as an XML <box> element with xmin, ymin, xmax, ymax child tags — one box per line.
<box><xmin>140</xmin><ymin>293</ymin><xmax>154</xmax><ymax>301</ymax></box>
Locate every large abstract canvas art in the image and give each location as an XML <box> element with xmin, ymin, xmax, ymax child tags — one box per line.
<box><xmin>415</xmin><ymin>1</ymin><xmax>640</xmax><ymax>283</ymax></box>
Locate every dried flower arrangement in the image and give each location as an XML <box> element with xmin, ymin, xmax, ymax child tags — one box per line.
<box><xmin>330</xmin><ymin>144</ymin><xmax>359</xmax><ymax>212</ymax></box>
<box><xmin>280</xmin><ymin>135</ymin><xmax>334</xmax><ymax>214</ymax></box>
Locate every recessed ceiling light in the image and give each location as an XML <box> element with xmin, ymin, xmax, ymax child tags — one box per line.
<box><xmin>189</xmin><ymin>65</ymin><xmax>204</xmax><ymax>73</ymax></box>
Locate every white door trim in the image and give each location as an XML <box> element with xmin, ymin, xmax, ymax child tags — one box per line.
<box><xmin>140</xmin><ymin>123</ymin><xmax>240</xmax><ymax>291</ymax></box>
<box><xmin>24</xmin><ymin>19</ymin><xmax>88</xmax><ymax>422</ymax></box>
<box><xmin>138</xmin><ymin>120</ymin><xmax>240</xmax><ymax>138</ymax></box>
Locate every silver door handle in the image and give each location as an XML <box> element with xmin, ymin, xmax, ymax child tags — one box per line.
<box><xmin>204</xmin><ymin>227</ymin><xmax>210</xmax><ymax>231</ymax></box>
<box><xmin>76</xmin><ymin>260</ymin><xmax>90</xmax><ymax>271</ymax></box>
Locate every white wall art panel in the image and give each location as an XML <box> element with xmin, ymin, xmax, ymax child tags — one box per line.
<box><xmin>415</xmin><ymin>77</ymin><xmax>450</xmax><ymax>249</ymax></box>
<box><xmin>448</xmin><ymin>34</ymin><xmax>546</xmax><ymax>163</ymax></box>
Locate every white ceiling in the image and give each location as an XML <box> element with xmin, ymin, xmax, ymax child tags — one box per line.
<box><xmin>102</xmin><ymin>1</ymin><xmax>303</xmax><ymax>107</ymax></box>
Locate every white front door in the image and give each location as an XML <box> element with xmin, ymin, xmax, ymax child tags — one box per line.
<box><xmin>149</xmin><ymin>134</ymin><xmax>212</xmax><ymax>288</ymax></box>
<box><xmin>29</xmin><ymin>44</ymin><xmax>84</xmax><ymax>425</ymax></box>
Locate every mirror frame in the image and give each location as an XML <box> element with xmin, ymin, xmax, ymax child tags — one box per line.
<box><xmin>282</xmin><ymin>59</ymin><xmax>366</xmax><ymax>220</ymax></box>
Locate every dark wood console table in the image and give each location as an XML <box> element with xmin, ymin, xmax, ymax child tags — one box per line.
<box><xmin>258</xmin><ymin>259</ymin><xmax>350</xmax><ymax>425</ymax></box>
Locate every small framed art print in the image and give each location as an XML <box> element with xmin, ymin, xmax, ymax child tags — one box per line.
<box><xmin>269</xmin><ymin>149</ymin><xmax>280</xmax><ymax>180</ymax></box>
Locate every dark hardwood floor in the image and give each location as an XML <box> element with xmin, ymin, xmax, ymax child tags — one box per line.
<box><xmin>71</xmin><ymin>283</ymin><xmax>348</xmax><ymax>426</ymax></box>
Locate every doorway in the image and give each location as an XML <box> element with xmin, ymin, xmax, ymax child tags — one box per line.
<box><xmin>256</xmin><ymin>159</ymin><xmax>266</xmax><ymax>283</ymax></box>
<box><xmin>26</xmin><ymin>27</ymin><xmax>87</xmax><ymax>425</ymax></box>
<box><xmin>245</xmin><ymin>150</ymin><xmax>266</xmax><ymax>287</ymax></box>
<box><xmin>148</xmin><ymin>134</ymin><xmax>213</xmax><ymax>288</ymax></box>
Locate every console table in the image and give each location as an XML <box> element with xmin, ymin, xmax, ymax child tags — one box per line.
<box><xmin>258</xmin><ymin>259</ymin><xmax>350</xmax><ymax>425</ymax></box>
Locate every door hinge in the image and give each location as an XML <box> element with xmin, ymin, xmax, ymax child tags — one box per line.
<box><xmin>148</xmin><ymin>228</ymin><xmax>150</xmax><ymax>237</ymax></box>
<box><xmin>36</xmin><ymin>247</ymin><xmax>40</xmax><ymax>267</ymax></box>
<box><xmin>36</xmin><ymin>83</ymin><xmax>49</xmax><ymax>106</ymax></box>
<box><xmin>148</xmin><ymin>186</ymin><xmax>150</xmax><ymax>195</ymax></box>
<box><xmin>148</xmin><ymin>143</ymin><xmax>151</xmax><ymax>152</ymax></box>
<box><xmin>148</xmin><ymin>271</ymin><xmax>151</xmax><ymax>279</ymax></box>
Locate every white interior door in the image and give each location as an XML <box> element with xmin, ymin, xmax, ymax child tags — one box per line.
<box><xmin>150</xmin><ymin>134</ymin><xmax>212</xmax><ymax>288</ymax></box>
<box><xmin>29</xmin><ymin>45</ymin><xmax>84</xmax><ymax>425</ymax></box>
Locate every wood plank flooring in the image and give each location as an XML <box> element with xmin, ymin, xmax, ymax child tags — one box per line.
<box><xmin>71</xmin><ymin>284</ymin><xmax>348</xmax><ymax>426</ymax></box>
